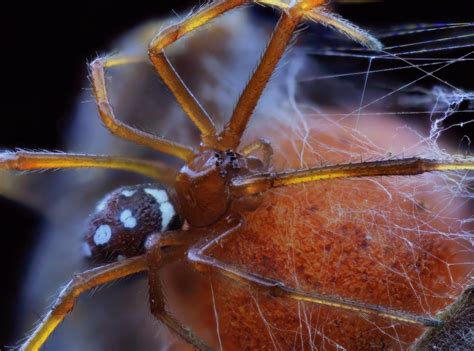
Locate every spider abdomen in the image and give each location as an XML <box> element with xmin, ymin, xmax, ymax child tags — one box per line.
<box><xmin>83</xmin><ymin>184</ymin><xmax>181</xmax><ymax>262</ymax></box>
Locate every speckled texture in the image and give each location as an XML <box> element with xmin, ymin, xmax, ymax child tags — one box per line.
<box><xmin>200</xmin><ymin>115</ymin><xmax>473</xmax><ymax>350</ymax></box>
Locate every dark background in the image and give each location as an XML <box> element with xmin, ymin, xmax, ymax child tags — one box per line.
<box><xmin>1</xmin><ymin>1</ymin><xmax>473</xmax><ymax>347</ymax></box>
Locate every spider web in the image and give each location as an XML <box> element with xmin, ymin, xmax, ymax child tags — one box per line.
<box><xmin>206</xmin><ymin>14</ymin><xmax>474</xmax><ymax>351</ymax></box>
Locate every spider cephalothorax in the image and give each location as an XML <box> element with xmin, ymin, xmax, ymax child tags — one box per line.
<box><xmin>1</xmin><ymin>1</ymin><xmax>472</xmax><ymax>350</ymax></box>
<box><xmin>175</xmin><ymin>149</ymin><xmax>268</xmax><ymax>227</ymax></box>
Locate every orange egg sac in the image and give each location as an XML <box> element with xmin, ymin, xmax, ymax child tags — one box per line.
<box><xmin>161</xmin><ymin>113</ymin><xmax>472</xmax><ymax>351</ymax></box>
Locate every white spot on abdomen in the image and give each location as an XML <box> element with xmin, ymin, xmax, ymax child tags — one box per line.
<box><xmin>121</xmin><ymin>190</ymin><xmax>136</xmax><ymax>197</ymax></box>
<box><xmin>94</xmin><ymin>225</ymin><xmax>112</xmax><ymax>245</ymax></box>
<box><xmin>145</xmin><ymin>188</ymin><xmax>169</xmax><ymax>203</ymax></box>
<box><xmin>160</xmin><ymin>202</ymin><xmax>175</xmax><ymax>230</ymax></box>
<box><xmin>120</xmin><ymin>209</ymin><xmax>137</xmax><ymax>229</ymax></box>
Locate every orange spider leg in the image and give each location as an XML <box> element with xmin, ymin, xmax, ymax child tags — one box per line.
<box><xmin>231</xmin><ymin>157</ymin><xmax>474</xmax><ymax>197</ymax></box>
<box><xmin>0</xmin><ymin>151</ymin><xmax>176</xmax><ymax>183</ymax></box>
<box><xmin>148</xmin><ymin>0</ymin><xmax>253</xmax><ymax>147</ymax></box>
<box><xmin>20</xmin><ymin>256</ymin><xmax>147</xmax><ymax>351</ymax></box>
<box><xmin>218</xmin><ymin>0</ymin><xmax>382</xmax><ymax>149</ymax></box>
<box><xmin>219</xmin><ymin>0</ymin><xmax>326</xmax><ymax>150</ymax></box>
<box><xmin>187</xmin><ymin>214</ymin><xmax>442</xmax><ymax>327</ymax></box>
<box><xmin>90</xmin><ymin>57</ymin><xmax>196</xmax><ymax>161</ymax></box>
<box><xmin>146</xmin><ymin>230</ymin><xmax>213</xmax><ymax>351</ymax></box>
<box><xmin>147</xmin><ymin>0</ymin><xmax>382</xmax><ymax>151</ymax></box>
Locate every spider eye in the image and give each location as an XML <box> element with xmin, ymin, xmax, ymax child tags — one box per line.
<box><xmin>83</xmin><ymin>184</ymin><xmax>181</xmax><ymax>262</ymax></box>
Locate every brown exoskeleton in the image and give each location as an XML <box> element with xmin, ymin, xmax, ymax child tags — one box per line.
<box><xmin>1</xmin><ymin>1</ymin><xmax>473</xmax><ymax>350</ymax></box>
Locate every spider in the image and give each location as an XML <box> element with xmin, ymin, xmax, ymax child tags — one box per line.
<box><xmin>1</xmin><ymin>0</ymin><xmax>473</xmax><ymax>350</ymax></box>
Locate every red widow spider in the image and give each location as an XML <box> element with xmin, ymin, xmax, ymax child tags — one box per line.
<box><xmin>2</xmin><ymin>1</ymin><xmax>473</xmax><ymax>350</ymax></box>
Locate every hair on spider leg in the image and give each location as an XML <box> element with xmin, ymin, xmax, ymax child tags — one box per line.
<box><xmin>2</xmin><ymin>1</ymin><xmax>473</xmax><ymax>350</ymax></box>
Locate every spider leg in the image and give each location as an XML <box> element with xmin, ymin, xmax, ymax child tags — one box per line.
<box><xmin>148</xmin><ymin>0</ymin><xmax>254</xmax><ymax>147</ymax></box>
<box><xmin>413</xmin><ymin>285</ymin><xmax>474</xmax><ymax>350</ymax></box>
<box><xmin>90</xmin><ymin>57</ymin><xmax>196</xmax><ymax>161</ymax></box>
<box><xmin>240</xmin><ymin>138</ymin><xmax>273</xmax><ymax>168</ymax></box>
<box><xmin>187</xmin><ymin>214</ymin><xmax>442</xmax><ymax>328</ymax></box>
<box><xmin>218</xmin><ymin>0</ymin><xmax>382</xmax><ymax>149</ymax></box>
<box><xmin>148</xmin><ymin>0</ymin><xmax>381</xmax><ymax>150</ymax></box>
<box><xmin>218</xmin><ymin>3</ymin><xmax>309</xmax><ymax>150</ymax></box>
<box><xmin>145</xmin><ymin>230</ymin><xmax>213</xmax><ymax>351</ymax></box>
<box><xmin>221</xmin><ymin>0</ymin><xmax>361</xmax><ymax>150</ymax></box>
<box><xmin>19</xmin><ymin>256</ymin><xmax>147</xmax><ymax>351</ymax></box>
<box><xmin>230</xmin><ymin>157</ymin><xmax>474</xmax><ymax>197</ymax></box>
<box><xmin>258</xmin><ymin>0</ymin><xmax>382</xmax><ymax>50</ymax></box>
<box><xmin>0</xmin><ymin>151</ymin><xmax>176</xmax><ymax>183</ymax></box>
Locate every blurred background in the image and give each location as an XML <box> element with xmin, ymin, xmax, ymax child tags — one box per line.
<box><xmin>1</xmin><ymin>0</ymin><xmax>473</xmax><ymax>348</ymax></box>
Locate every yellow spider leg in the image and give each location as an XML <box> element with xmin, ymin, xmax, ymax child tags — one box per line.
<box><xmin>258</xmin><ymin>0</ymin><xmax>382</xmax><ymax>50</ymax></box>
<box><xmin>231</xmin><ymin>157</ymin><xmax>474</xmax><ymax>197</ymax></box>
<box><xmin>188</xmin><ymin>215</ymin><xmax>442</xmax><ymax>327</ymax></box>
<box><xmin>20</xmin><ymin>257</ymin><xmax>147</xmax><ymax>351</ymax></box>
<box><xmin>0</xmin><ymin>151</ymin><xmax>176</xmax><ymax>183</ymax></box>
<box><xmin>90</xmin><ymin>57</ymin><xmax>196</xmax><ymax>161</ymax></box>
<box><xmin>148</xmin><ymin>0</ymin><xmax>252</xmax><ymax>147</ymax></box>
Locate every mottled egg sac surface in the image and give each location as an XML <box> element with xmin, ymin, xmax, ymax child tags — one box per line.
<box><xmin>84</xmin><ymin>184</ymin><xmax>181</xmax><ymax>262</ymax></box>
<box><xmin>161</xmin><ymin>115</ymin><xmax>473</xmax><ymax>351</ymax></box>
